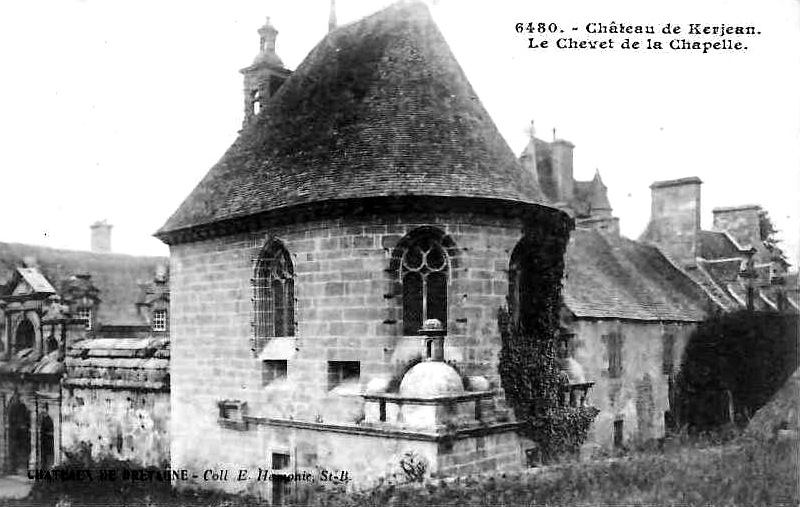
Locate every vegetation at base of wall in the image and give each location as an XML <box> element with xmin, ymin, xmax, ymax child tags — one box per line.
<box><xmin>25</xmin><ymin>441</ymin><xmax>173</xmax><ymax>505</ymax></box>
<box><xmin>495</xmin><ymin>211</ymin><xmax>597</xmax><ymax>462</ymax></box>
<box><xmin>499</xmin><ymin>308</ymin><xmax>599</xmax><ymax>461</ymax></box>
<box><xmin>398</xmin><ymin>451</ymin><xmax>428</xmax><ymax>483</ymax></box>
<box><xmin>293</xmin><ymin>433</ymin><xmax>797</xmax><ymax>507</ymax></box>
<box><xmin>4</xmin><ymin>433</ymin><xmax>795</xmax><ymax>506</ymax></box>
<box><xmin>675</xmin><ymin>310</ymin><xmax>798</xmax><ymax>431</ymax></box>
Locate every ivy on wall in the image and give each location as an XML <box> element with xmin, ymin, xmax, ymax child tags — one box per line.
<box><xmin>498</xmin><ymin>209</ymin><xmax>598</xmax><ymax>462</ymax></box>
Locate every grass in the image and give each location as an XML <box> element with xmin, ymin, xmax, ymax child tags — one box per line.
<box><xmin>2</xmin><ymin>434</ymin><xmax>796</xmax><ymax>507</ymax></box>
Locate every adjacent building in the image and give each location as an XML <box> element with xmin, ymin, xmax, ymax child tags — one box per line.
<box><xmin>640</xmin><ymin>178</ymin><xmax>797</xmax><ymax>314</ymax></box>
<box><xmin>0</xmin><ymin>232</ymin><xmax>170</xmax><ymax>474</ymax></box>
<box><xmin>517</xmin><ymin>135</ymin><xmax>712</xmax><ymax>450</ymax></box>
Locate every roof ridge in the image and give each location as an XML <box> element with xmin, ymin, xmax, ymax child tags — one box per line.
<box><xmin>0</xmin><ymin>240</ymin><xmax>167</xmax><ymax>261</ymax></box>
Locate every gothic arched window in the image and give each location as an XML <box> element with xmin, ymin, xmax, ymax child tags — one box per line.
<box><xmin>399</xmin><ymin>233</ymin><xmax>449</xmax><ymax>335</ymax></box>
<box><xmin>253</xmin><ymin>242</ymin><xmax>295</xmax><ymax>343</ymax></box>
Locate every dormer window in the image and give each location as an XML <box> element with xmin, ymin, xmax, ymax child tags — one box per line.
<box><xmin>152</xmin><ymin>309</ymin><xmax>167</xmax><ymax>332</ymax></box>
<box><xmin>77</xmin><ymin>308</ymin><xmax>92</xmax><ymax>331</ymax></box>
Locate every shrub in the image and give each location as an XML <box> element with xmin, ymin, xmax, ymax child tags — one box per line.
<box><xmin>676</xmin><ymin>310</ymin><xmax>798</xmax><ymax>432</ymax></box>
<box><xmin>398</xmin><ymin>451</ymin><xmax>428</xmax><ymax>483</ymax></box>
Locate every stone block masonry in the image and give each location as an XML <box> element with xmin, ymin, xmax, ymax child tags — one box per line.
<box><xmin>62</xmin><ymin>387</ymin><xmax>170</xmax><ymax>466</ymax></box>
<box><xmin>170</xmin><ymin>210</ymin><xmax>533</xmax><ymax>493</ymax></box>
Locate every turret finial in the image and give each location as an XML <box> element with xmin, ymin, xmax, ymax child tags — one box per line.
<box><xmin>328</xmin><ymin>0</ymin><xmax>337</xmax><ymax>32</ymax></box>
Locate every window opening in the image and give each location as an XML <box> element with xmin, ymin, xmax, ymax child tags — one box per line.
<box><xmin>400</xmin><ymin>236</ymin><xmax>448</xmax><ymax>335</ymax></box>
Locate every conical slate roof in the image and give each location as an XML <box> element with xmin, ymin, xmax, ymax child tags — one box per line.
<box><xmin>157</xmin><ymin>2</ymin><xmax>546</xmax><ymax>238</ymax></box>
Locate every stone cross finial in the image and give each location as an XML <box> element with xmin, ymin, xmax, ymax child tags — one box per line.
<box><xmin>524</xmin><ymin>120</ymin><xmax>536</xmax><ymax>140</ymax></box>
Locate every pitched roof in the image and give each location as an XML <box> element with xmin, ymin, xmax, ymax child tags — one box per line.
<box><xmin>0</xmin><ymin>242</ymin><xmax>166</xmax><ymax>326</ymax></box>
<box><xmin>682</xmin><ymin>263</ymin><xmax>740</xmax><ymax>312</ymax></box>
<box><xmin>587</xmin><ymin>172</ymin><xmax>612</xmax><ymax>211</ymax></box>
<box><xmin>15</xmin><ymin>267</ymin><xmax>56</xmax><ymax>294</ymax></box>
<box><xmin>563</xmin><ymin>229</ymin><xmax>708</xmax><ymax>321</ymax></box>
<box><xmin>698</xmin><ymin>230</ymin><xmax>741</xmax><ymax>259</ymax></box>
<box><xmin>158</xmin><ymin>1</ymin><xmax>546</xmax><ymax>237</ymax></box>
<box><xmin>65</xmin><ymin>337</ymin><xmax>169</xmax><ymax>390</ymax></box>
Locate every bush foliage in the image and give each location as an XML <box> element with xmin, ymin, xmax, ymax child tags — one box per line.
<box><xmin>496</xmin><ymin>213</ymin><xmax>598</xmax><ymax>462</ymax></box>
<box><xmin>676</xmin><ymin>310</ymin><xmax>798</xmax><ymax>431</ymax></box>
<box><xmin>299</xmin><ymin>434</ymin><xmax>797</xmax><ymax>507</ymax></box>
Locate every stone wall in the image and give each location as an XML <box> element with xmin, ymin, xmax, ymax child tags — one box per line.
<box><xmin>169</xmin><ymin>210</ymin><xmax>534</xmax><ymax>492</ymax></box>
<box><xmin>437</xmin><ymin>430</ymin><xmax>523</xmax><ymax>477</ymax></box>
<box><xmin>61</xmin><ymin>387</ymin><xmax>169</xmax><ymax>466</ymax></box>
<box><xmin>571</xmin><ymin>319</ymin><xmax>696</xmax><ymax>451</ymax></box>
<box><xmin>0</xmin><ymin>378</ymin><xmax>61</xmax><ymax>473</ymax></box>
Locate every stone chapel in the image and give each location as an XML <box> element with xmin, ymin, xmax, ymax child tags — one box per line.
<box><xmin>157</xmin><ymin>1</ymin><xmax>571</xmax><ymax>498</ymax></box>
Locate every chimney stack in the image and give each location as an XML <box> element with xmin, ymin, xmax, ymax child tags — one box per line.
<box><xmin>90</xmin><ymin>221</ymin><xmax>112</xmax><ymax>253</ymax></box>
<box><xmin>640</xmin><ymin>177</ymin><xmax>702</xmax><ymax>267</ymax></box>
<box><xmin>550</xmin><ymin>138</ymin><xmax>575</xmax><ymax>203</ymax></box>
<box><xmin>712</xmin><ymin>204</ymin><xmax>762</xmax><ymax>249</ymax></box>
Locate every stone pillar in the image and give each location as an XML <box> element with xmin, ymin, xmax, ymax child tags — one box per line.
<box><xmin>0</xmin><ymin>394</ymin><xmax>6</xmax><ymax>473</ymax></box>
<box><xmin>0</xmin><ymin>303</ymin><xmax>7</xmax><ymax>360</ymax></box>
<box><xmin>29</xmin><ymin>401</ymin><xmax>37</xmax><ymax>472</ymax></box>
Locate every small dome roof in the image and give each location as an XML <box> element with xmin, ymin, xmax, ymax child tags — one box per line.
<box><xmin>560</xmin><ymin>357</ymin><xmax>586</xmax><ymax>384</ymax></box>
<box><xmin>399</xmin><ymin>361</ymin><xmax>464</xmax><ymax>398</ymax></box>
<box><xmin>251</xmin><ymin>50</ymin><xmax>285</xmax><ymax>68</ymax></box>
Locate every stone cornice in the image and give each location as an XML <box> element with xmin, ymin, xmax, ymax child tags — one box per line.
<box><xmin>242</xmin><ymin>415</ymin><xmax>520</xmax><ymax>442</ymax></box>
<box><xmin>156</xmin><ymin>196</ymin><xmax>569</xmax><ymax>246</ymax></box>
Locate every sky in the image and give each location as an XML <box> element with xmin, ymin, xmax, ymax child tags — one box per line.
<box><xmin>0</xmin><ymin>0</ymin><xmax>798</xmax><ymax>267</ymax></box>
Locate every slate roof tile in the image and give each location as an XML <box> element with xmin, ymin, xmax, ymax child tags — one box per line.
<box><xmin>158</xmin><ymin>1</ymin><xmax>547</xmax><ymax>236</ymax></box>
<box><xmin>563</xmin><ymin>229</ymin><xmax>708</xmax><ymax>321</ymax></box>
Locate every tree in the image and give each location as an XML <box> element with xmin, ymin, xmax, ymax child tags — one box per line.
<box><xmin>675</xmin><ymin>310</ymin><xmax>798</xmax><ymax>431</ymax></box>
<box><xmin>759</xmin><ymin>210</ymin><xmax>781</xmax><ymax>248</ymax></box>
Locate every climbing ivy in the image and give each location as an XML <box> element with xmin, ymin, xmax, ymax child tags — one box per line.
<box><xmin>498</xmin><ymin>210</ymin><xmax>598</xmax><ymax>462</ymax></box>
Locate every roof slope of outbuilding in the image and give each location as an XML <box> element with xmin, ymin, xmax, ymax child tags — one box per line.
<box><xmin>563</xmin><ymin>229</ymin><xmax>709</xmax><ymax>321</ymax></box>
<box><xmin>0</xmin><ymin>242</ymin><xmax>165</xmax><ymax>326</ymax></box>
<box><xmin>158</xmin><ymin>1</ymin><xmax>547</xmax><ymax>236</ymax></box>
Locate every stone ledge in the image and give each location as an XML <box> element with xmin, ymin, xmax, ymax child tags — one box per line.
<box><xmin>242</xmin><ymin>415</ymin><xmax>520</xmax><ymax>442</ymax></box>
<box><xmin>63</xmin><ymin>378</ymin><xmax>169</xmax><ymax>391</ymax></box>
<box><xmin>362</xmin><ymin>390</ymin><xmax>495</xmax><ymax>405</ymax></box>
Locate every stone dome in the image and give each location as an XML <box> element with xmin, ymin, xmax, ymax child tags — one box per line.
<box><xmin>251</xmin><ymin>50</ymin><xmax>285</xmax><ymax>68</ymax></box>
<box><xmin>399</xmin><ymin>361</ymin><xmax>465</xmax><ymax>398</ymax></box>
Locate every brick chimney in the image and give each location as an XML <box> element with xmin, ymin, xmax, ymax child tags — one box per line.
<box><xmin>712</xmin><ymin>204</ymin><xmax>762</xmax><ymax>249</ymax></box>
<box><xmin>640</xmin><ymin>177</ymin><xmax>702</xmax><ymax>267</ymax></box>
<box><xmin>90</xmin><ymin>221</ymin><xmax>112</xmax><ymax>253</ymax></box>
